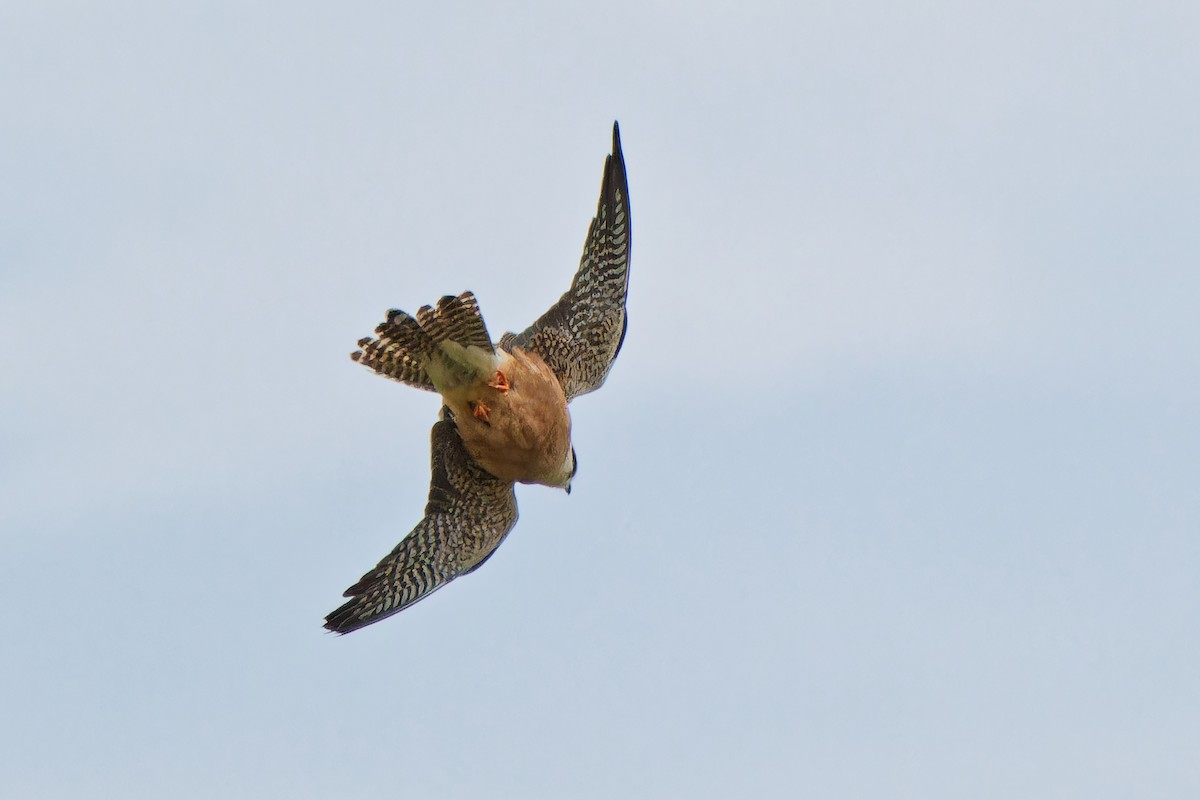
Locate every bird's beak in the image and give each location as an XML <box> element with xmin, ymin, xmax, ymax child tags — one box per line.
<box><xmin>565</xmin><ymin>484</ymin><xmax>572</xmax><ymax>495</ymax></box>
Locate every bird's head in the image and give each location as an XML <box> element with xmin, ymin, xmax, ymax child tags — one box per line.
<box><xmin>565</xmin><ymin>446</ymin><xmax>578</xmax><ymax>495</ymax></box>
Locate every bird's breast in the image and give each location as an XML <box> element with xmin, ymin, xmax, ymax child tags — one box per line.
<box><xmin>448</xmin><ymin>348</ymin><xmax>573</xmax><ymax>488</ymax></box>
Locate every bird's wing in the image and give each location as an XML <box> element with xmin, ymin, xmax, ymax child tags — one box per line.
<box><xmin>500</xmin><ymin>121</ymin><xmax>631</xmax><ymax>401</ymax></box>
<box><xmin>324</xmin><ymin>416</ymin><xmax>518</xmax><ymax>634</ymax></box>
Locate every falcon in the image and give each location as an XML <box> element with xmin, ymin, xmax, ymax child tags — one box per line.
<box><xmin>325</xmin><ymin>122</ymin><xmax>631</xmax><ymax>634</ymax></box>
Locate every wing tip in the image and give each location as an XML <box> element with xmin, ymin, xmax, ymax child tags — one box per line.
<box><xmin>323</xmin><ymin>602</ymin><xmax>365</xmax><ymax>635</ymax></box>
<box><xmin>609</xmin><ymin>120</ymin><xmax>626</xmax><ymax>176</ymax></box>
<box><xmin>600</xmin><ymin>120</ymin><xmax>629</xmax><ymax>218</ymax></box>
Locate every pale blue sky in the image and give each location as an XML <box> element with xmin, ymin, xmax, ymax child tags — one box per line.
<box><xmin>2</xmin><ymin>2</ymin><xmax>1198</xmax><ymax>797</ymax></box>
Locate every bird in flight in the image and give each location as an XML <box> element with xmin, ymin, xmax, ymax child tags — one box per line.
<box><xmin>325</xmin><ymin>122</ymin><xmax>631</xmax><ymax>634</ymax></box>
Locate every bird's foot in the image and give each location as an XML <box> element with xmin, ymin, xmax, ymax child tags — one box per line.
<box><xmin>488</xmin><ymin>370</ymin><xmax>510</xmax><ymax>394</ymax></box>
<box><xmin>470</xmin><ymin>401</ymin><xmax>491</xmax><ymax>423</ymax></box>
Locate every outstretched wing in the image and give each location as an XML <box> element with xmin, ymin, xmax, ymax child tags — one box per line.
<box><xmin>501</xmin><ymin>121</ymin><xmax>631</xmax><ymax>401</ymax></box>
<box><xmin>324</xmin><ymin>416</ymin><xmax>518</xmax><ymax>634</ymax></box>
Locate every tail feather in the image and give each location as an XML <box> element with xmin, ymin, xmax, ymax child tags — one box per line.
<box><xmin>417</xmin><ymin>293</ymin><xmax>494</xmax><ymax>354</ymax></box>
<box><xmin>351</xmin><ymin>309</ymin><xmax>437</xmax><ymax>390</ymax></box>
<box><xmin>351</xmin><ymin>292</ymin><xmax>496</xmax><ymax>392</ymax></box>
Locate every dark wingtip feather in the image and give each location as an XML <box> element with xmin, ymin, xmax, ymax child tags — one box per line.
<box><xmin>323</xmin><ymin>601</ymin><xmax>364</xmax><ymax>635</ymax></box>
<box><xmin>601</xmin><ymin>120</ymin><xmax>628</xmax><ymax>220</ymax></box>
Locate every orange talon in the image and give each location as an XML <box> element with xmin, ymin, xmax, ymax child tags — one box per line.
<box><xmin>471</xmin><ymin>401</ymin><xmax>491</xmax><ymax>423</ymax></box>
<box><xmin>488</xmin><ymin>370</ymin><xmax>510</xmax><ymax>394</ymax></box>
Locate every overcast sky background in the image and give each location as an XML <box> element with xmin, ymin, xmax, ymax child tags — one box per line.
<box><xmin>2</xmin><ymin>2</ymin><xmax>1198</xmax><ymax>797</ymax></box>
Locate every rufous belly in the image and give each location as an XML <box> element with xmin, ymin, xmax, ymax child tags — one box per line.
<box><xmin>446</xmin><ymin>348</ymin><xmax>573</xmax><ymax>488</ymax></box>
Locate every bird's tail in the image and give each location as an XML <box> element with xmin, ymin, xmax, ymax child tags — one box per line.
<box><xmin>352</xmin><ymin>291</ymin><xmax>496</xmax><ymax>392</ymax></box>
